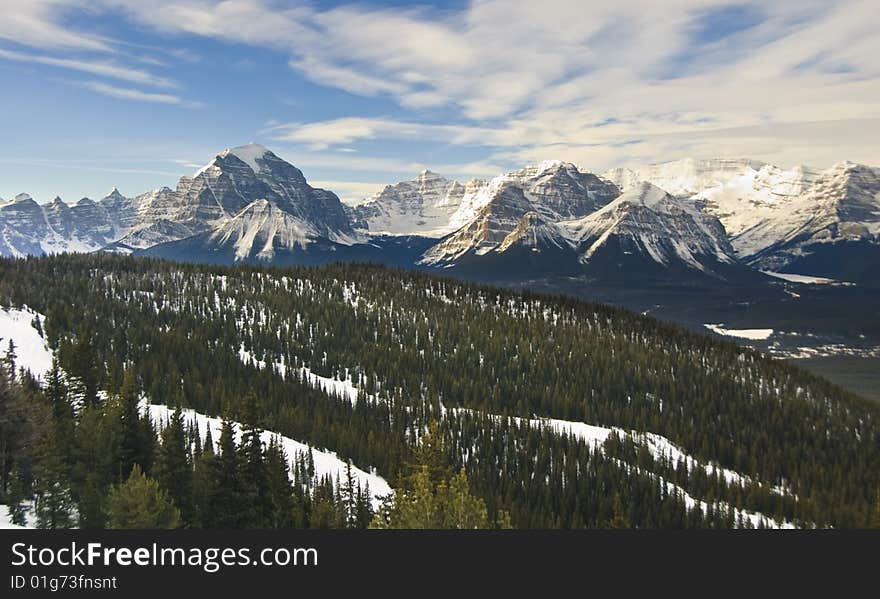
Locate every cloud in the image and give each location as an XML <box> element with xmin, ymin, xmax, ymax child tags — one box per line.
<box><xmin>0</xmin><ymin>47</ymin><xmax>175</xmax><ymax>88</ymax></box>
<box><xmin>5</xmin><ymin>0</ymin><xmax>880</xmax><ymax>172</ymax></box>
<box><xmin>79</xmin><ymin>81</ymin><xmax>201</xmax><ymax>107</ymax></box>
<box><xmin>0</xmin><ymin>0</ymin><xmax>112</xmax><ymax>52</ymax></box>
<box><xmin>267</xmin><ymin>117</ymin><xmax>510</xmax><ymax>150</ymax></box>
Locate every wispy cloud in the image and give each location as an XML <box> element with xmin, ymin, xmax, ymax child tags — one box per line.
<box><xmin>0</xmin><ymin>47</ymin><xmax>175</xmax><ymax>88</ymax></box>
<box><xmin>0</xmin><ymin>0</ymin><xmax>112</xmax><ymax>52</ymax></box>
<box><xmin>78</xmin><ymin>81</ymin><xmax>201</xmax><ymax>107</ymax></box>
<box><xmin>5</xmin><ymin>0</ymin><xmax>880</xmax><ymax>174</ymax></box>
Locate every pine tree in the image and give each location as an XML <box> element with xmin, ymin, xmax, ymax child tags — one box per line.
<box><xmin>238</xmin><ymin>393</ymin><xmax>268</xmax><ymax>527</ymax></box>
<box><xmin>116</xmin><ymin>370</ymin><xmax>153</xmax><ymax>479</ymax></box>
<box><xmin>441</xmin><ymin>468</ymin><xmax>489</xmax><ymax>529</ymax></box>
<box><xmin>608</xmin><ymin>492</ymin><xmax>631</xmax><ymax>528</ymax></box>
<box><xmin>870</xmin><ymin>487</ymin><xmax>880</xmax><ymax>529</ymax></box>
<box><xmin>107</xmin><ymin>465</ymin><xmax>180</xmax><ymax>529</ymax></box>
<box><xmin>263</xmin><ymin>437</ymin><xmax>296</xmax><ymax>527</ymax></box>
<box><xmin>33</xmin><ymin>428</ymin><xmax>75</xmax><ymax>529</ymax></box>
<box><xmin>3</xmin><ymin>340</ymin><xmax>17</xmax><ymax>377</ymax></box>
<box><xmin>207</xmin><ymin>421</ymin><xmax>249</xmax><ymax>528</ymax></box>
<box><xmin>191</xmin><ymin>442</ymin><xmax>216</xmax><ymax>529</ymax></box>
<box><xmin>0</xmin><ymin>361</ymin><xmax>30</xmax><ymax>501</ymax></box>
<box><xmin>154</xmin><ymin>409</ymin><xmax>193</xmax><ymax>526</ymax></box>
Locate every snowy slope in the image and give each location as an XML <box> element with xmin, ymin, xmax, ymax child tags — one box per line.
<box><xmin>207</xmin><ymin>200</ymin><xmax>317</xmax><ymax>260</ymax></box>
<box><xmin>561</xmin><ymin>182</ymin><xmax>736</xmax><ymax>272</ymax></box>
<box><xmin>603</xmin><ymin>158</ymin><xmax>880</xmax><ymax>275</ymax></box>
<box><xmin>353</xmin><ymin>170</ymin><xmax>469</xmax><ymax>237</ymax></box>
<box><xmin>145</xmin><ymin>403</ymin><xmax>392</xmax><ymax>506</ymax></box>
<box><xmin>419</xmin><ymin>162</ymin><xmax>619</xmax><ymax>265</ymax></box>
<box><xmin>603</xmin><ymin>158</ymin><xmax>767</xmax><ymax>197</ymax></box>
<box><xmin>0</xmin><ymin>306</ymin><xmax>52</xmax><ymax>380</ymax></box>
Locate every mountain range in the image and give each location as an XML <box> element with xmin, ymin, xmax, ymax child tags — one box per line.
<box><xmin>2</xmin><ymin>145</ymin><xmax>879</xmax><ymax>284</ymax></box>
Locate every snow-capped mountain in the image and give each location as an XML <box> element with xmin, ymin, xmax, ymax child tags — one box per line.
<box><xmin>4</xmin><ymin>147</ymin><xmax>877</xmax><ymax>285</ymax></box>
<box><xmin>207</xmin><ymin>199</ymin><xmax>326</xmax><ymax>261</ymax></box>
<box><xmin>352</xmin><ymin>170</ymin><xmax>470</xmax><ymax>237</ymax></box>
<box><xmin>603</xmin><ymin>158</ymin><xmax>768</xmax><ymax>198</ymax></box>
<box><xmin>561</xmin><ymin>182</ymin><xmax>739</xmax><ymax>277</ymax></box>
<box><xmin>419</xmin><ymin>161</ymin><xmax>619</xmax><ymax>266</ymax></box>
<box><xmin>130</xmin><ymin>144</ymin><xmax>356</xmax><ymax>247</ymax></box>
<box><xmin>0</xmin><ymin>192</ymin><xmax>118</xmax><ymax>256</ymax></box>
<box><xmin>1</xmin><ymin>144</ymin><xmax>359</xmax><ymax>259</ymax></box>
<box><xmin>739</xmin><ymin>162</ymin><xmax>880</xmax><ymax>278</ymax></box>
<box><xmin>605</xmin><ymin>158</ymin><xmax>880</xmax><ymax>279</ymax></box>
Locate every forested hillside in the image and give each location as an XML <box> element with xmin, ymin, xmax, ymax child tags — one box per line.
<box><xmin>1</xmin><ymin>254</ymin><xmax>879</xmax><ymax>529</ymax></box>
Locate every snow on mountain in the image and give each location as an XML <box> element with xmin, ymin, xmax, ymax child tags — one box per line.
<box><xmin>221</xmin><ymin>143</ymin><xmax>271</xmax><ymax>173</ymax></box>
<box><xmin>505</xmin><ymin>160</ymin><xmax>620</xmax><ymax>220</ymax></box>
<box><xmin>421</xmin><ymin>181</ymin><xmax>543</xmax><ymax>264</ymax></box>
<box><xmin>353</xmin><ymin>170</ymin><xmax>470</xmax><ymax>237</ymax></box>
<box><xmin>0</xmin><ymin>195</ymin><xmax>52</xmax><ymax>256</ymax></box>
<box><xmin>603</xmin><ymin>158</ymin><xmax>767</xmax><ymax>197</ymax></box>
<box><xmin>4</xmin><ymin>148</ymin><xmax>877</xmax><ymax>282</ymax></box>
<box><xmin>0</xmin><ymin>189</ymin><xmax>130</xmax><ymax>257</ymax></box>
<box><xmin>111</xmin><ymin>219</ymin><xmax>198</xmax><ymax>252</ymax></box>
<box><xmin>602</xmin><ymin>158</ymin><xmax>880</xmax><ymax>277</ymax></box>
<box><xmin>738</xmin><ymin>162</ymin><xmax>880</xmax><ymax>271</ymax></box>
<box><xmin>145</xmin><ymin>402</ymin><xmax>392</xmax><ymax>507</ymax></box>
<box><xmin>420</xmin><ymin>161</ymin><xmax>619</xmax><ymax>265</ymax></box>
<box><xmin>561</xmin><ymin>182</ymin><xmax>736</xmax><ymax>272</ymax></box>
<box><xmin>208</xmin><ymin>199</ymin><xmax>322</xmax><ymax>260</ymax></box>
<box><xmin>0</xmin><ymin>306</ymin><xmax>52</xmax><ymax>381</ymax></box>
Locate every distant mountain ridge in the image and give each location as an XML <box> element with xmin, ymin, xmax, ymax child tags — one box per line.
<box><xmin>2</xmin><ymin>146</ymin><xmax>878</xmax><ymax>284</ymax></box>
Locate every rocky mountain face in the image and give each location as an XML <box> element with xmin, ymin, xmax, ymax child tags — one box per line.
<box><xmin>4</xmin><ymin>146</ymin><xmax>878</xmax><ymax>284</ymax></box>
<box><xmin>562</xmin><ymin>182</ymin><xmax>738</xmax><ymax>277</ymax></box>
<box><xmin>605</xmin><ymin>158</ymin><xmax>880</xmax><ymax>279</ymax></box>
<box><xmin>2</xmin><ymin>144</ymin><xmax>358</xmax><ymax>258</ymax></box>
<box><xmin>420</xmin><ymin>161</ymin><xmax>621</xmax><ymax>266</ymax></box>
<box><xmin>352</xmin><ymin>170</ymin><xmax>468</xmax><ymax>237</ymax></box>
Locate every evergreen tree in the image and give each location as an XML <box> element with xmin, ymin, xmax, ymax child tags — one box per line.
<box><xmin>207</xmin><ymin>421</ymin><xmax>249</xmax><ymax>528</ymax></box>
<box><xmin>115</xmin><ymin>370</ymin><xmax>154</xmax><ymax>479</ymax></box>
<box><xmin>0</xmin><ymin>361</ymin><xmax>29</xmax><ymax>500</ymax></box>
<box><xmin>33</xmin><ymin>428</ymin><xmax>76</xmax><ymax>529</ymax></box>
<box><xmin>153</xmin><ymin>409</ymin><xmax>193</xmax><ymax>526</ymax></box>
<box><xmin>263</xmin><ymin>437</ymin><xmax>296</xmax><ymax>527</ymax></box>
<box><xmin>238</xmin><ymin>393</ymin><xmax>268</xmax><ymax>527</ymax></box>
<box><xmin>608</xmin><ymin>492</ymin><xmax>631</xmax><ymax>529</ymax></box>
<box><xmin>870</xmin><ymin>487</ymin><xmax>880</xmax><ymax>529</ymax></box>
<box><xmin>107</xmin><ymin>465</ymin><xmax>180</xmax><ymax>529</ymax></box>
<box><xmin>3</xmin><ymin>340</ymin><xmax>16</xmax><ymax>377</ymax></box>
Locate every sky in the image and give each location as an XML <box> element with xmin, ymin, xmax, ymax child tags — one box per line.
<box><xmin>1</xmin><ymin>0</ymin><xmax>879</xmax><ymax>205</ymax></box>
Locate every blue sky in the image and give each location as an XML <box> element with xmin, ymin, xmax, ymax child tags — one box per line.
<box><xmin>1</xmin><ymin>0</ymin><xmax>879</xmax><ymax>204</ymax></box>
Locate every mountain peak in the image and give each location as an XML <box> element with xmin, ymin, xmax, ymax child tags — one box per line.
<box><xmin>220</xmin><ymin>143</ymin><xmax>272</xmax><ymax>173</ymax></box>
<box><xmin>103</xmin><ymin>187</ymin><xmax>125</xmax><ymax>201</ymax></box>
<box><xmin>13</xmin><ymin>193</ymin><xmax>33</xmax><ymax>203</ymax></box>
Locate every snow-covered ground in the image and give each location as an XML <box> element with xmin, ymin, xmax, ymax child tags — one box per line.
<box><xmin>467</xmin><ymin>410</ymin><xmax>796</xmax><ymax>528</ymax></box>
<box><xmin>1</xmin><ymin>502</ymin><xmax>36</xmax><ymax>529</ymax></box>
<box><xmin>0</xmin><ymin>306</ymin><xmax>52</xmax><ymax>380</ymax></box>
<box><xmin>762</xmin><ymin>271</ymin><xmax>852</xmax><ymax>285</ymax></box>
<box><xmin>704</xmin><ymin>323</ymin><xmax>774</xmax><ymax>340</ymax></box>
<box><xmin>238</xmin><ymin>345</ymin><xmax>363</xmax><ymax>404</ymax></box>
<box><xmin>144</xmin><ymin>402</ymin><xmax>392</xmax><ymax>507</ymax></box>
<box><xmin>1</xmin><ymin>506</ymin><xmax>27</xmax><ymax>529</ymax></box>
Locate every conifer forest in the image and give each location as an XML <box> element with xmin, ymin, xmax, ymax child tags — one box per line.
<box><xmin>1</xmin><ymin>254</ymin><xmax>879</xmax><ymax>529</ymax></box>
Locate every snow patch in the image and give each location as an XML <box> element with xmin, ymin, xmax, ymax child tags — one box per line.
<box><xmin>704</xmin><ymin>324</ymin><xmax>774</xmax><ymax>340</ymax></box>
<box><xmin>761</xmin><ymin>271</ymin><xmax>853</xmax><ymax>285</ymax></box>
<box><xmin>144</xmin><ymin>402</ymin><xmax>392</xmax><ymax>508</ymax></box>
<box><xmin>0</xmin><ymin>306</ymin><xmax>52</xmax><ymax>380</ymax></box>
